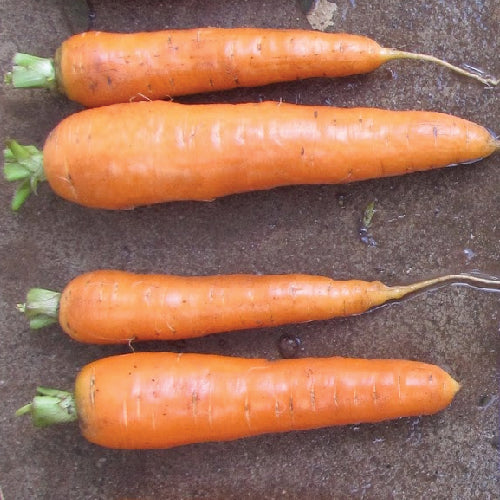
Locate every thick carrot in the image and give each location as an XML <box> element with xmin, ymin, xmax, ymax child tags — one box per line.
<box><xmin>16</xmin><ymin>352</ymin><xmax>460</xmax><ymax>449</ymax></box>
<box><xmin>5</xmin><ymin>28</ymin><xmax>498</xmax><ymax>107</ymax></box>
<box><xmin>4</xmin><ymin>101</ymin><xmax>498</xmax><ymax>210</ymax></box>
<box><xmin>17</xmin><ymin>270</ymin><xmax>499</xmax><ymax>344</ymax></box>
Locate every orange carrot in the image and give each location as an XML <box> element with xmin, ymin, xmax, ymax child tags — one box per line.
<box><xmin>4</xmin><ymin>101</ymin><xmax>498</xmax><ymax>210</ymax></box>
<box><xmin>5</xmin><ymin>28</ymin><xmax>497</xmax><ymax>106</ymax></box>
<box><xmin>18</xmin><ymin>270</ymin><xmax>499</xmax><ymax>344</ymax></box>
<box><xmin>16</xmin><ymin>352</ymin><xmax>460</xmax><ymax>449</ymax></box>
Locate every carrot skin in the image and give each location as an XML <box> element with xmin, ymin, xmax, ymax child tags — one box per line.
<box><xmin>56</xmin><ymin>29</ymin><xmax>385</xmax><ymax>107</ymax></box>
<box><xmin>59</xmin><ymin>270</ymin><xmax>395</xmax><ymax>344</ymax></box>
<box><xmin>74</xmin><ymin>352</ymin><xmax>460</xmax><ymax>449</ymax></box>
<box><xmin>42</xmin><ymin>101</ymin><xmax>497</xmax><ymax>210</ymax></box>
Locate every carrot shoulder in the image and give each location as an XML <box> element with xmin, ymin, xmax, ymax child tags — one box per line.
<box><xmin>6</xmin><ymin>28</ymin><xmax>498</xmax><ymax>107</ymax></box>
<box><xmin>17</xmin><ymin>270</ymin><xmax>499</xmax><ymax>344</ymax></box>
<box><xmin>16</xmin><ymin>352</ymin><xmax>460</xmax><ymax>449</ymax></box>
<box><xmin>4</xmin><ymin>101</ymin><xmax>498</xmax><ymax>210</ymax></box>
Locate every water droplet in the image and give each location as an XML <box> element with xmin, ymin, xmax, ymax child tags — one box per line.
<box><xmin>336</xmin><ymin>192</ymin><xmax>348</xmax><ymax>208</ymax></box>
<box><xmin>384</xmin><ymin>68</ymin><xmax>397</xmax><ymax>80</ymax></box>
<box><xmin>490</xmin><ymin>436</ymin><xmax>500</xmax><ymax>450</ymax></box>
<box><xmin>463</xmin><ymin>248</ymin><xmax>476</xmax><ymax>263</ymax></box>
<box><xmin>477</xmin><ymin>394</ymin><xmax>498</xmax><ymax>410</ymax></box>
<box><xmin>278</xmin><ymin>334</ymin><xmax>302</xmax><ymax>358</ymax></box>
<box><xmin>87</xmin><ymin>1</ymin><xmax>96</xmax><ymax>30</ymax></box>
<box><xmin>359</xmin><ymin>227</ymin><xmax>377</xmax><ymax>247</ymax></box>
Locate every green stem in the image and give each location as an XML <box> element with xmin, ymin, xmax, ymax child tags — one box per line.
<box><xmin>3</xmin><ymin>140</ymin><xmax>45</xmax><ymax>210</ymax></box>
<box><xmin>17</xmin><ymin>287</ymin><xmax>61</xmax><ymax>329</ymax></box>
<box><xmin>5</xmin><ymin>53</ymin><xmax>56</xmax><ymax>89</ymax></box>
<box><xmin>16</xmin><ymin>387</ymin><xmax>77</xmax><ymax>427</ymax></box>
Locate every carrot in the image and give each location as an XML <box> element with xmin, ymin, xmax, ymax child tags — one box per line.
<box><xmin>15</xmin><ymin>352</ymin><xmax>460</xmax><ymax>449</ymax></box>
<box><xmin>17</xmin><ymin>270</ymin><xmax>499</xmax><ymax>344</ymax></box>
<box><xmin>5</xmin><ymin>28</ymin><xmax>497</xmax><ymax>107</ymax></box>
<box><xmin>4</xmin><ymin>101</ymin><xmax>498</xmax><ymax>210</ymax></box>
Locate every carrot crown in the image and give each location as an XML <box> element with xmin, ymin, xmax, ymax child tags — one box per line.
<box><xmin>17</xmin><ymin>287</ymin><xmax>60</xmax><ymax>329</ymax></box>
<box><xmin>4</xmin><ymin>140</ymin><xmax>45</xmax><ymax>210</ymax></box>
<box><xmin>4</xmin><ymin>53</ymin><xmax>56</xmax><ymax>90</ymax></box>
<box><xmin>16</xmin><ymin>387</ymin><xmax>77</xmax><ymax>427</ymax></box>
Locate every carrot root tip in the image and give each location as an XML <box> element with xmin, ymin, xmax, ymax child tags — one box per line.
<box><xmin>384</xmin><ymin>49</ymin><xmax>499</xmax><ymax>87</ymax></box>
<box><xmin>16</xmin><ymin>387</ymin><xmax>77</xmax><ymax>427</ymax></box>
<box><xmin>6</xmin><ymin>53</ymin><xmax>56</xmax><ymax>90</ymax></box>
<box><xmin>385</xmin><ymin>273</ymin><xmax>500</xmax><ymax>303</ymax></box>
<box><xmin>3</xmin><ymin>140</ymin><xmax>45</xmax><ymax>210</ymax></box>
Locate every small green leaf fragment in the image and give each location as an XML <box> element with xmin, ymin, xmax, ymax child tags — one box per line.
<box><xmin>4</xmin><ymin>163</ymin><xmax>30</xmax><ymax>181</ymax></box>
<box><xmin>29</xmin><ymin>174</ymin><xmax>40</xmax><ymax>194</ymax></box>
<box><xmin>15</xmin><ymin>403</ymin><xmax>32</xmax><ymax>417</ymax></box>
<box><xmin>36</xmin><ymin>387</ymin><xmax>71</xmax><ymax>398</ymax></box>
<box><xmin>29</xmin><ymin>316</ymin><xmax>58</xmax><ymax>329</ymax></box>
<box><xmin>12</xmin><ymin>180</ymin><xmax>32</xmax><ymax>211</ymax></box>
<box><xmin>13</xmin><ymin>53</ymin><xmax>45</xmax><ymax>65</ymax></box>
<box><xmin>362</xmin><ymin>201</ymin><xmax>376</xmax><ymax>228</ymax></box>
<box><xmin>4</xmin><ymin>148</ymin><xmax>15</xmax><ymax>161</ymax></box>
<box><xmin>25</xmin><ymin>145</ymin><xmax>41</xmax><ymax>155</ymax></box>
<box><xmin>8</xmin><ymin>139</ymin><xmax>30</xmax><ymax>160</ymax></box>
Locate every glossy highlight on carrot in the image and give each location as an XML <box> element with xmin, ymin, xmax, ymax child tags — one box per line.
<box><xmin>17</xmin><ymin>270</ymin><xmax>499</xmax><ymax>344</ymax></box>
<box><xmin>4</xmin><ymin>101</ymin><xmax>499</xmax><ymax>210</ymax></box>
<box><xmin>5</xmin><ymin>28</ymin><xmax>498</xmax><ymax>107</ymax></box>
<box><xmin>16</xmin><ymin>352</ymin><xmax>460</xmax><ymax>449</ymax></box>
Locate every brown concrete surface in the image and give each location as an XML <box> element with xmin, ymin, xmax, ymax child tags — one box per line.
<box><xmin>0</xmin><ymin>1</ymin><xmax>498</xmax><ymax>498</ymax></box>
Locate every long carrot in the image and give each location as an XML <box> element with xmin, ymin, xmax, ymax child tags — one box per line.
<box><xmin>4</xmin><ymin>101</ymin><xmax>498</xmax><ymax>210</ymax></box>
<box><xmin>5</xmin><ymin>28</ymin><xmax>497</xmax><ymax>107</ymax></box>
<box><xmin>16</xmin><ymin>352</ymin><xmax>460</xmax><ymax>449</ymax></box>
<box><xmin>17</xmin><ymin>270</ymin><xmax>499</xmax><ymax>344</ymax></box>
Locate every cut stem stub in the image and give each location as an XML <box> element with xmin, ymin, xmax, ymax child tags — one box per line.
<box><xmin>17</xmin><ymin>288</ymin><xmax>60</xmax><ymax>329</ymax></box>
<box><xmin>5</xmin><ymin>53</ymin><xmax>57</xmax><ymax>90</ymax></box>
<box><xmin>16</xmin><ymin>387</ymin><xmax>77</xmax><ymax>427</ymax></box>
<box><xmin>3</xmin><ymin>140</ymin><xmax>45</xmax><ymax>210</ymax></box>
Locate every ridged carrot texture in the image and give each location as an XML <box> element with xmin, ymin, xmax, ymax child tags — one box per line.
<box><xmin>16</xmin><ymin>352</ymin><xmax>460</xmax><ymax>449</ymax></box>
<box><xmin>18</xmin><ymin>270</ymin><xmax>499</xmax><ymax>344</ymax></box>
<box><xmin>5</xmin><ymin>28</ymin><xmax>498</xmax><ymax>107</ymax></box>
<box><xmin>4</xmin><ymin>101</ymin><xmax>499</xmax><ymax>210</ymax></box>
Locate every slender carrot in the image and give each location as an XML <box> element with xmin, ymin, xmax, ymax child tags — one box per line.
<box><xmin>5</xmin><ymin>28</ymin><xmax>497</xmax><ymax>107</ymax></box>
<box><xmin>4</xmin><ymin>101</ymin><xmax>499</xmax><ymax>210</ymax></box>
<box><xmin>17</xmin><ymin>270</ymin><xmax>499</xmax><ymax>344</ymax></box>
<box><xmin>16</xmin><ymin>352</ymin><xmax>460</xmax><ymax>449</ymax></box>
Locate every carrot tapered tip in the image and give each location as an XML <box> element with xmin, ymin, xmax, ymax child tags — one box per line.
<box><xmin>447</xmin><ymin>376</ymin><xmax>461</xmax><ymax>399</ymax></box>
<box><xmin>3</xmin><ymin>140</ymin><xmax>45</xmax><ymax>210</ymax></box>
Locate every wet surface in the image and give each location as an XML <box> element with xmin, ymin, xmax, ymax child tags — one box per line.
<box><xmin>0</xmin><ymin>0</ymin><xmax>498</xmax><ymax>498</ymax></box>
